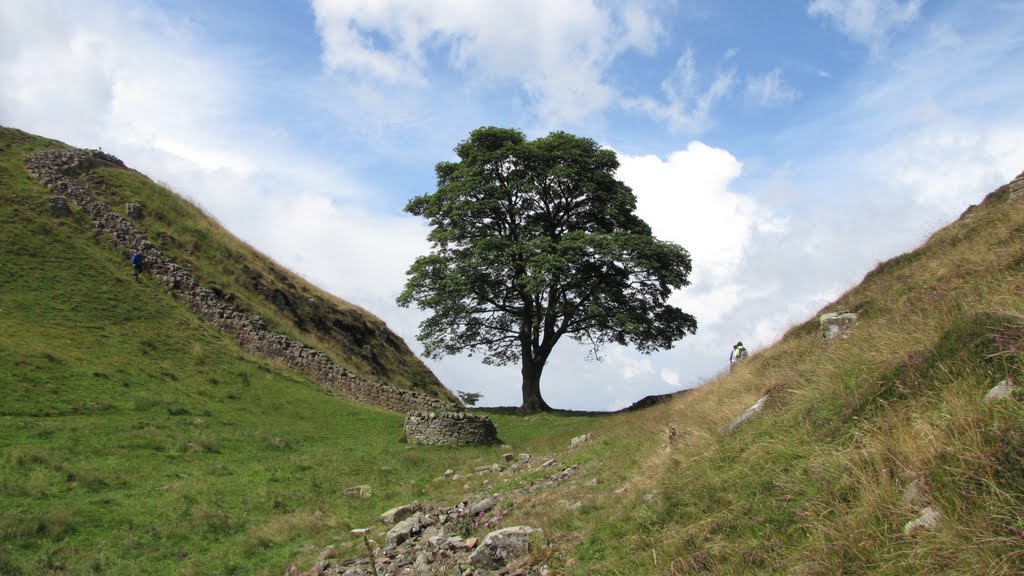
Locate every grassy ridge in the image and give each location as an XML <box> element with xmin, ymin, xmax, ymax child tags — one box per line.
<box><xmin>0</xmin><ymin>127</ymin><xmax>601</xmax><ymax>575</ymax></box>
<box><xmin>80</xmin><ymin>148</ymin><xmax>449</xmax><ymax>399</ymax></box>
<box><xmin>512</xmin><ymin>174</ymin><xmax>1024</xmax><ymax>574</ymax></box>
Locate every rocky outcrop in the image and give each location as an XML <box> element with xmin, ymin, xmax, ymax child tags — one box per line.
<box><xmin>25</xmin><ymin>148</ymin><xmax>455</xmax><ymax>416</ymax></box>
<box><xmin>404</xmin><ymin>411</ymin><xmax>500</xmax><ymax>446</ymax></box>
<box><xmin>820</xmin><ymin>311</ymin><xmax>858</xmax><ymax>342</ymax></box>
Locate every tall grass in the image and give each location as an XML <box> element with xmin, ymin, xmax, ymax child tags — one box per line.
<box><xmin>496</xmin><ymin>172</ymin><xmax>1024</xmax><ymax>574</ymax></box>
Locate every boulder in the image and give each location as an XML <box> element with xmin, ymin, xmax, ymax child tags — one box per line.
<box><xmin>820</xmin><ymin>311</ymin><xmax>858</xmax><ymax>342</ymax></box>
<box><xmin>468</xmin><ymin>497</ymin><xmax>497</xmax><ymax>516</ymax></box>
<box><xmin>386</xmin><ymin>511</ymin><xmax>425</xmax><ymax>547</ymax></box>
<box><xmin>468</xmin><ymin>526</ymin><xmax>544</xmax><ymax>569</ymax></box>
<box><xmin>380</xmin><ymin>502</ymin><xmax>422</xmax><ymax>526</ymax></box>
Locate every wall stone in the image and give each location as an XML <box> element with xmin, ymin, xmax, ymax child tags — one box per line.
<box><xmin>404</xmin><ymin>411</ymin><xmax>499</xmax><ymax>446</ymax></box>
<box><xmin>25</xmin><ymin>148</ymin><xmax>462</xmax><ymax>417</ymax></box>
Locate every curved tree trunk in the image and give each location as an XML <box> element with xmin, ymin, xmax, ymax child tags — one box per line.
<box><xmin>520</xmin><ymin>354</ymin><xmax>551</xmax><ymax>413</ymax></box>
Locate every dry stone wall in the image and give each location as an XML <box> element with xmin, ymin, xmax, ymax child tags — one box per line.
<box><xmin>404</xmin><ymin>411</ymin><xmax>499</xmax><ymax>446</ymax></box>
<box><xmin>25</xmin><ymin>148</ymin><xmax>454</xmax><ymax>416</ymax></box>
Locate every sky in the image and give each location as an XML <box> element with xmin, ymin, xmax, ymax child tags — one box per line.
<box><xmin>2</xmin><ymin>0</ymin><xmax>1023</xmax><ymax>411</ymax></box>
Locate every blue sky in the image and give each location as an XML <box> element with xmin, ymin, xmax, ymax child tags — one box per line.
<box><xmin>3</xmin><ymin>0</ymin><xmax>1023</xmax><ymax>410</ymax></box>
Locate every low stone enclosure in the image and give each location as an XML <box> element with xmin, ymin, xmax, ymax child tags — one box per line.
<box><xmin>404</xmin><ymin>411</ymin><xmax>500</xmax><ymax>446</ymax></box>
<box><xmin>25</xmin><ymin>147</ymin><xmax>498</xmax><ymax>445</ymax></box>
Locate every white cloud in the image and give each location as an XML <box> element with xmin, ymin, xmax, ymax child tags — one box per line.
<box><xmin>745</xmin><ymin>69</ymin><xmax>800</xmax><ymax>107</ymax></box>
<box><xmin>808</xmin><ymin>0</ymin><xmax>925</xmax><ymax>53</ymax></box>
<box><xmin>310</xmin><ymin>0</ymin><xmax>663</xmax><ymax>124</ymax></box>
<box><xmin>622</xmin><ymin>47</ymin><xmax>735</xmax><ymax>133</ymax></box>
<box><xmin>618</xmin><ymin>142</ymin><xmax>768</xmax><ymax>289</ymax></box>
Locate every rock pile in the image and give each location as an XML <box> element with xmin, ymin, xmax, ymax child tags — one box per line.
<box><xmin>24</xmin><ymin>148</ymin><xmax>453</xmax><ymax>416</ymax></box>
<box><xmin>296</xmin><ymin>456</ymin><xmax>584</xmax><ymax>576</ymax></box>
<box><xmin>404</xmin><ymin>412</ymin><xmax>500</xmax><ymax>446</ymax></box>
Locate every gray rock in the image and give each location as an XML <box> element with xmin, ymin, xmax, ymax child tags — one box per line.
<box><xmin>345</xmin><ymin>484</ymin><xmax>373</xmax><ymax>498</ymax></box>
<box><xmin>468</xmin><ymin>497</ymin><xmax>497</xmax><ymax>516</ymax></box>
<box><xmin>569</xmin><ymin>433</ymin><xmax>592</xmax><ymax>449</ymax></box>
<box><xmin>721</xmin><ymin>395</ymin><xmax>769</xmax><ymax>434</ymax></box>
<box><xmin>820</xmin><ymin>311</ymin><xmax>858</xmax><ymax>342</ymax></box>
<box><xmin>386</xmin><ymin>511</ymin><xmax>425</xmax><ymax>547</ymax></box>
<box><xmin>125</xmin><ymin>202</ymin><xmax>143</xmax><ymax>219</ymax></box>
<box><xmin>984</xmin><ymin>378</ymin><xmax>1016</xmax><ymax>402</ymax></box>
<box><xmin>49</xmin><ymin>196</ymin><xmax>70</xmax><ymax>217</ymax></box>
<box><xmin>904</xmin><ymin>506</ymin><xmax>941</xmax><ymax>534</ymax></box>
<box><xmin>380</xmin><ymin>502</ymin><xmax>422</xmax><ymax>526</ymax></box>
<box><xmin>468</xmin><ymin>526</ymin><xmax>545</xmax><ymax>569</ymax></box>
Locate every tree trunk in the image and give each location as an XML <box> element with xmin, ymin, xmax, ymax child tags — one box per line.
<box><xmin>520</xmin><ymin>354</ymin><xmax>551</xmax><ymax>413</ymax></box>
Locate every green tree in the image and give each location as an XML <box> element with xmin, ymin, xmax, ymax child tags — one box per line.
<box><xmin>398</xmin><ymin>127</ymin><xmax>697</xmax><ymax>412</ymax></box>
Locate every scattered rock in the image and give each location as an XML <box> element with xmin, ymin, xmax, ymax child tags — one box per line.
<box><xmin>125</xmin><ymin>202</ymin><xmax>143</xmax><ymax>219</ymax></box>
<box><xmin>380</xmin><ymin>502</ymin><xmax>422</xmax><ymax>527</ymax></box>
<box><xmin>318</xmin><ymin>545</ymin><xmax>339</xmax><ymax>562</ymax></box>
<box><xmin>569</xmin><ymin>433</ymin><xmax>592</xmax><ymax>449</ymax></box>
<box><xmin>468</xmin><ymin>526</ymin><xmax>545</xmax><ymax>569</ymax></box>
<box><xmin>984</xmin><ymin>378</ymin><xmax>1016</xmax><ymax>403</ymax></box>
<box><xmin>386</xmin><ymin>511</ymin><xmax>426</xmax><ymax>547</ymax></box>
<box><xmin>49</xmin><ymin>195</ymin><xmax>70</xmax><ymax>217</ymax></box>
<box><xmin>345</xmin><ymin>484</ymin><xmax>373</xmax><ymax>498</ymax></box>
<box><xmin>721</xmin><ymin>395</ymin><xmax>769</xmax><ymax>434</ymax></box>
<box><xmin>820</xmin><ymin>311</ymin><xmax>858</xmax><ymax>342</ymax></box>
<box><xmin>468</xmin><ymin>497</ymin><xmax>497</xmax><ymax>516</ymax></box>
<box><xmin>904</xmin><ymin>506</ymin><xmax>942</xmax><ymax>534</ymax></box>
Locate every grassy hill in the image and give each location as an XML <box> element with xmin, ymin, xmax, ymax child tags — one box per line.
<box><xmin>0</xmin><ymin>127</ymin><xmax>600</xmax><ymax>575</ymax></box>
<box><xmin>3</xmin><ymin>124</ymin><xmax>1022</xmax><ymax>575</ymax></box>
<box><xmin>519</xmin><ymin>170</ymin><xmax>1024</xmax><ymax>574</ymax></box>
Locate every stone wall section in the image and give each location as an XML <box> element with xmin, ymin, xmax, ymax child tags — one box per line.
<box><xmin>404</xmin><ymin>411</ymin><xmax>499</xmax><ymax>446</ymax></box>
<box><xmin>25</xmin><ymin>148</ymin><xmax>454</xmax><ymax>416</ymax></box>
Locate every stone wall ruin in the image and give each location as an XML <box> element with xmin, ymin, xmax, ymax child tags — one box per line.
<box><xmin>404</xmin><ymin>411</ymin><xmax>500</xmax><ymax>446</ymax></box>
<box><xmin>25</xmin><ymin>148</ymin><xmax>460</xmax><ymax>417</ymax></box>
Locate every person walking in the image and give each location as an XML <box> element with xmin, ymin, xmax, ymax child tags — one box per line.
<box><xmin>730</xmin><ymin>341</ymin><xmax>748</xmax><ymax>369</ymax></box>
<box><xmin>130</xmin><ymin>250</ymin><xmax>144</xmax><ymax>281</ymax></box>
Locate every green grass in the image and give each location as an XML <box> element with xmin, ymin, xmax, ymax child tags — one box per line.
<box><xmin>82</xmin><ymin>151</ymin><xmax>450</xmax><ymax>400</ymax></box>
<box><xmin>0</xmin><ymin>127</ymin><xmax>603</xmax><ymax>574</ymax></box>
<box><xmin>5</xmin><ymin>124</ymin><xmax>1023</xmax><ymax>575</ymax></box>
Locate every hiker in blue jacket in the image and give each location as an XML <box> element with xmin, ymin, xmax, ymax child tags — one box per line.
<box><xmin>131</xmin><ymin>251</ymin><xmax>144</xmax><ymax>280</ymax></box>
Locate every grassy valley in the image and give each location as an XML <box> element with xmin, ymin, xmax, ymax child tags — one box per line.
<box><xmin>2</xmin><ymin>124</ymin><xmax>1023</xmax><ymax>575</ymax></box>
<box><xmin>0</xmin><ymin>127</ymin><xmax>598</xmax><ymax>575</ymax></box>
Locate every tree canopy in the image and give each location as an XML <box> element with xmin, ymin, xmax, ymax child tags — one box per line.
<box><xmin>397</xmin><ymin>127</ymin><xmax>697</xmax><ymax>411</ymax></box>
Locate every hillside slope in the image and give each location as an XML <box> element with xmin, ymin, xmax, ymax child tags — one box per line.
<box><xmin>3</xmin><ymin>126</ymin><xmax>450</xmax><ymax>401</ymax></box>
<box><xmin>0</xmin><ymin>126</ymin><xmax>603</xmax><ymax>575</ymax></box>
<box><xmin>498</xmin><ymin>170</ymin><xmax>1024</xmax><ymax>574</ymax></box>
